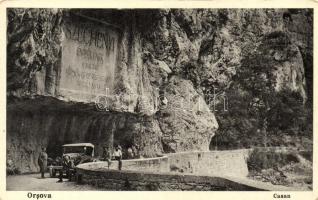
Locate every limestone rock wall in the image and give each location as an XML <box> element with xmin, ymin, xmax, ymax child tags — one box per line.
<box><xmin>7</xmin><ymin>9</ymin><xmax>312</xmax><ymax>172</ymax></box>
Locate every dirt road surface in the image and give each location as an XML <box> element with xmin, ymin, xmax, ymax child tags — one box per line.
<box><xmin>6</xmin><ymin>173</ymin><xmax>101</xmax><ymax>191</ymax></box>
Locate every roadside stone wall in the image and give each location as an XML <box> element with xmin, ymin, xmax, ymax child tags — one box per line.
<box><xmin>76</xmin><ymin>167</ymin><xmax>263</xmax><ymax>191</ymax></box>
<box><xmin>81</xmin><ymin>150</ymin><xmax>250</xmax><ymax>177</ymax></box>
<box><xmin>81</xmin><ymin>156</ymin><xmax>169</xmax><ymax>173</ymax></box>
<box><xmin>76</xmin><ymin>150</ymin><xmax>296</xmax><ymax>191</ymax></box>
<box><xmin>167</xmin><ymin>150</ymin><xmax>250</xmax><ymax>177</ymax></box>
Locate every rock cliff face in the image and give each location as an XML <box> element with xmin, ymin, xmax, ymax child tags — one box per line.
<box><xmin>7</xmin><ymin>9</ymin><xmax>312</xmax><ymax>172</ymax></box>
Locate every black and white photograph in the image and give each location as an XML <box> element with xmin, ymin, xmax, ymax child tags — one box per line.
<box><xmin>5</xmin><ymin>6</ymin><xmax>313</xmax><ymax>192</ymax></box>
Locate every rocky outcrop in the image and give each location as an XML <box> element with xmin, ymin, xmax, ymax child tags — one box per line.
<box><xmin>7</xmin><ymin>9</ymin><xmax>312</xmax><ymax>172</ymax></box>
<box><xmin>158</xmin><ymin>76</ymin><xmax>218</xmax><ymax>152</ymax></box>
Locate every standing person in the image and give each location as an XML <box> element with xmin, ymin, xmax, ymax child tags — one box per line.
<box><xmin>113</xmin><ymin>146</ymin><xmax>122</xmax><ymax>170</ymax></box>
<box><xmin>132</xmin><ymin>144</ymin><xmax>141</xmax><ymax>159</ymax></box>
<box><xmin>103</xmin><ymin>146</ymin><xmax>112</xmax><ymax>168</ymax></box>
<box><xmin>132</xmin><ymin>145</ymin><xmax>137</xmax><ymax>159</ymax></box>
<box><xmin>38</xmin><ymin>147</ymin><xmax>48</xmax><ymax>178</ymax></box>
<box><xmin>127</xmin><ymin>147</ymin><xmax>134</xmax><ymax>159</ymax></box>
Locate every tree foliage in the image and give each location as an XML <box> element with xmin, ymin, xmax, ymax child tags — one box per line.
<box><xmin>211</xmin><ymin>32</ymin><xmax>312</xmax><ymax>150</ymax></box>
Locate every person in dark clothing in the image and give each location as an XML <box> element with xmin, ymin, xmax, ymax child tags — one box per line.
<box><xmin>57</xmin><ymin>155</ymin><xmax>74</xmax><ymax>182</ymax></box>
<box><xmin>38</xmin><ymin>147</ymin><xmax>48</xmax><ymax>178</ymax></box>
<box><xmin>112</xmin><ymin>146</ymin><xmax>122</xmax><ymax>170</ymax></box>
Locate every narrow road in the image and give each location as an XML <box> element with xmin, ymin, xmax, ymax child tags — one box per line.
<box><xmin>7</xmin><ymin>173</ymin><xmax>101</xmax><ymax>191</ymax></box>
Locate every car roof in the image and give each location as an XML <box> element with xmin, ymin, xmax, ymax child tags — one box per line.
<box><xmin>62</xmin><ymin>143</ymin><xmax>94</xmax><ymax>147</ymax></box>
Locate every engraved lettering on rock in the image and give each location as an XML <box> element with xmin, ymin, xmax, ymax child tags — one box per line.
<box><xmin>60</xmin><ymin>20</ymin><xmax>118</xmax><ymax>99</ymax></box>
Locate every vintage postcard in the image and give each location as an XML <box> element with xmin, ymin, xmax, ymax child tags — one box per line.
<box><xmin>0</xmin><ymin>0</ymin><xmax>317</xmax><ymax>200</ymax></box>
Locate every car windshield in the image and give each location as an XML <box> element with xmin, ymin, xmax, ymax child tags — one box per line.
<box><xmin>63</xmin><ymin>146</ymin><xmax>86</xmax><ymax>154</ymax></box>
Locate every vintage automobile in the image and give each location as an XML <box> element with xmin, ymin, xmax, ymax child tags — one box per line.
<box><xmin>48</xmin><ymin>143</ymin><xmax>95</xmax><ymax>178</ymax></box>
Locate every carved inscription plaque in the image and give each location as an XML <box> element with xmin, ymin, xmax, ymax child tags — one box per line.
<box><xmin>60</xmin><ymin>18</ymin><xmax>118</xmax><ymax>101</ymax></box>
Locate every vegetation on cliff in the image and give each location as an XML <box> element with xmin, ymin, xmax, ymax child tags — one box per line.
<box><xmin>6</xmin><ymin>9</ymin><xmax>313</xmax><ymax>173</ymax></box>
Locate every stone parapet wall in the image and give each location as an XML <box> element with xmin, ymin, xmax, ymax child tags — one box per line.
<box><xmin>76</xmin><ymin>167</ymin><xmax>262</xmax><ymax>191</ymax></box>
<box><xmin>82</xmin><ymin>156</ymin><xmax>169</xmax><ymax>173</ymax></box>
<box><xmin>80</xmin><ymin>150</ymin><xmax>250</xmax><ymax>177</ymax></box>
<box><xmin>76</xmin><ymin>150</ymin><xmax>297</xmax><ymax>191</ymax></box>
<box><xmin>167</xmin><ymin>150</ymin><xmax>250</xmax><ymax>177</ymax></box>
